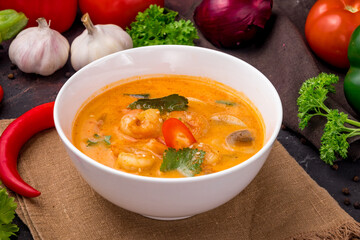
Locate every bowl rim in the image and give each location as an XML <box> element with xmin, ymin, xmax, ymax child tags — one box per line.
<box><xmin>54</xmin><ymin>45</ymin><xmax>283</xmax><ymax>183</ymax></box>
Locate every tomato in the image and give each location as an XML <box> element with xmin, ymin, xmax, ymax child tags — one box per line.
<box><xmin>305</xmin><ymin>0</ymin><xmax>360</xmax><ymax>69</ymax></box>
<box><xmin>0</xmin><ymin>85</ymin><xmax>3</xmax><ymax>103</ymax></box>
<box><xmin>0</xmin><ymin>0</ymin><xmax>77</xmax><ymax>33</ymax></box>
<box><xmin>79</xmin><ymin>0</ymin><xmax>165</xmax><ymax>29</ymax></box>
<box><xmin>162</xmin><ymin>118</ymin><xmax>196</xmax><ymax>150</ymax></box>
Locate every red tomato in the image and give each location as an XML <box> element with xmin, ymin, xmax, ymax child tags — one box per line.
<box><xmin>0</xmin><ymin>85</ymin><xmax>3</xmax><ymax>103</ymax></box>
<box><xmin>79</xmin><ymin>0</ymin><xmax>164</xmax><ymax>29</ymax></box>
<box><xmin>162</xmin><ymin>118</ymin><xmax>196</xmax><ymax>150</ymax></box>
<box><xmin>0</xmin><ymin>0</ymin><xmax>77</xmax><ymax>33</ymax></box>
<box><xmin>305</xmin><ymin>0</ymin><xmax>360</xmax><ymax>69</ymax></box>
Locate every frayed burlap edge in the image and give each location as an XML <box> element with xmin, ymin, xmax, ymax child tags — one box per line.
<box><xmin>289</xmin><ymin>220</ymin><xmax>360</xmax><ymax>240</ymax></box>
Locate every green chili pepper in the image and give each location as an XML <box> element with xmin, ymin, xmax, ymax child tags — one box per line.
<box><xmin>344</xmin><ymin>25</ymin><xmax>360</xmax><ymax>116</ymax></box>
<box><xmin>0</xmin><ymin>9</ymin><xmax>28</xmax><ymax>43</ymax></box>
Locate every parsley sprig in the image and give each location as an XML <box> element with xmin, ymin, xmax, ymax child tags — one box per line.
<box><xmin>126</xmin><ymin>5</ymin><xmax>199</xmax><ymax>47</ymax></box>
<box><xmin>160</xmin><ymin>148</ymin><xmax>205</xmax><ymax>177</ymax></box>
<box><xmin>0</xmin><ymin>182</ymin><xmax>19</xmax><ymax>239</ymax></box>
<box><xmin>297</xmin><ymin>73</ymin><xmax>360</xmax><ymax>165</ymax></box>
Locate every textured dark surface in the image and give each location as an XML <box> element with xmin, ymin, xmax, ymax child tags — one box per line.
<box><xmin>0</xmin><ymin>0</ymin><xmax>359</xmax><ymax>239</ymax></box>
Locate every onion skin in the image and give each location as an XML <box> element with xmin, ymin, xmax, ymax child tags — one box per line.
<box><xmin>194</xmin><ymin>0</ymin><xmax>273</xmax><ymax>48</ymax></box>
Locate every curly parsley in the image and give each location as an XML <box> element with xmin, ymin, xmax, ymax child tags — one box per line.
<box><xmin>297</xmin><ymin>73</ymin><xmax>360</xmax><ymax>165</ymax></box>
<box><xmin>0</xmin><ymin>182</ymin><xmax>19</xmax><ymax>240</ymax></box>
<box><xmin>126</xmin><ymin>5</ymin><xmax>199</xmax><ymax>47</ymax></box>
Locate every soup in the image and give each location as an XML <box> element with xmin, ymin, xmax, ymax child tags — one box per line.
<box><xmin>72</xmin><ymin>75</ymin><xmax>265</xmax><ymax>178</ymax></box>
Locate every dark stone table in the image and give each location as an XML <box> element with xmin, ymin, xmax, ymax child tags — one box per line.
<box><xmin>0</xmin><ymin>0</ymin><xmax>358</xmax><ymax>239</ymax></box>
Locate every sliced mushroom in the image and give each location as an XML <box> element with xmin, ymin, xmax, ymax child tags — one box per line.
<box><xmin>226</xmin><ymin>130</ymin><xmax>254</xmax><ymax>146</ymax></box>
<box><xmin>210</xmin><ymin>114</ymin><xmax>247</xmax><ymax>127</ymax></box>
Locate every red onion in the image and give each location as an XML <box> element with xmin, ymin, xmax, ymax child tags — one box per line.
<box><xmin>193</xmin><ymin>0</ymin><xmax>273</xmax><ymax>48</ymax></box>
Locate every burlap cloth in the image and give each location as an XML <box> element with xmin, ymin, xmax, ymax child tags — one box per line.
<box><xmin>1</xmin><ymin>120</ymin><xmax>359</xmax><ymax>239</ymax></box>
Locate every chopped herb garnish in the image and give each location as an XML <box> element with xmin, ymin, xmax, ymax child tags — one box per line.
<box><xmin>128</xmin><ymin>94</ymin><xmax>188</xmax><ymax>113</ymax></box>
<box><xmin>86</xmin><ymin>139</ymin><xmax>98</xmax><ymax>146</ymax></box>
<box><xmin>123</xmin><ymin>93</ymin><xmax>150</xmax><ymax>99</ymax></box>
<box><xmin>104</xmin><ymin>135</ymin><xmax>111</xmax><ymax>145</ymax></box>
<box><xmin>86</xmin><ymin>135</ymin><xmax>112</xmax><ymax>147</ymax></box>
<box><xmin>215</xmin><ymin>100</ymin><xmax>237</xmax><ymax>106</ymax></box>
<box><xmin>160</xmin><ymin>148</ymin><xmax>205</xmax><ymax>177</ymax></box>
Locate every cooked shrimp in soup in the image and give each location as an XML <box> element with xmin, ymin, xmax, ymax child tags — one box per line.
<box><xmin>72</xmin><ymin>75</ymin><xmax>264</xmax><ymax>178</ymax></box>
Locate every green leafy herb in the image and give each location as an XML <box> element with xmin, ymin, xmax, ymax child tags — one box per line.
<box><xmin>126</xmin><ymin>5</ymin><xmax>199</xmax><ymax>47</ymax></box>
<box><xmin>123</xmin><ymin>93</ymin><xmax>150</xmax><ymax>99</ymax></box>
<box><xmin>215</xmin><ymin>100</ymin><xmax>237</xmax><ymax>106</ymax></box>
<box><xmin>297</xmin><ymin>73</ymin><xmax>360</xmax><ymax>165</ymax></box>
<box><xmin>128</xmin><ymin>94</ymin><xmax>188</xmax><ymax>113</ymax></box>
<box><xmin>87</xmin><ymin>134</ymin><xmax>112</xmax><ymax>147</ymax></box>
<box><xmin>160</xmin><ymin>148</ymin><xmax>205</xmax><ymax>177</ymax></box>
<box><xmin>104</xmin><ymin>135</ymin><xmax>111</xmax><ymax>145</ymax></box>
<box><xmin>0</xmin><ymin>182</ymin><xmax>19</xmax><ymax>240</ymax></box>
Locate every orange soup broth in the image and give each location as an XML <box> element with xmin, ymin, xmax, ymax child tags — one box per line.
<box><xmin>72</xmin><ymin>75</ymin><xmax>265</xmax><ymax>178</ymax></box>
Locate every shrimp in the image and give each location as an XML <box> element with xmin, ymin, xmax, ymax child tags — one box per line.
<box><xmin>191</xmin><ymin>142</ymin><xmax>220</xmax><ymax>165</ymax></box>
<box><xmin>115</xmin><ymin>152</ymin><xmax>155</xmax><ymax>172</ymax></box>
<box><xmin>166</xmin><ymin>111</ymin><xmax>209</xmax><ymax>139</ymax></box>
<box><xmin>120</xmin><ymin>109</ymin><xmax>162</xmax><ymax>139</ymax></box>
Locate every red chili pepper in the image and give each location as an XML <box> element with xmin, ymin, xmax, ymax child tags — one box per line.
<box><xmin>0</xmin><ymin>102</ymin><xmax>55</xmax><ymax>197</ymax></box>
<box><xmin>162</xmin><ymin>118</ymin><xmax>196</xmax><ymax>150</ymax></box>
<box><xmin>0</xmin><ymin>85</ymin><xmax>3</xmax><ymax>103</ymax></box>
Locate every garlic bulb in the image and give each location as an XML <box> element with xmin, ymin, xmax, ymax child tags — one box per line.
<box><xmin>71</xmin><ymin>13</ymin><xmax>133</xmax><ymax>71</ymax></box>
<box><xmin>9</xmin><ymin>18</ymin><xmax>70</xmax><ymax>76</ymax></box>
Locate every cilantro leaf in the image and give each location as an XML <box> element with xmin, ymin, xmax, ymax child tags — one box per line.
<box><xmin>126</xmin><ymin>5</ymin><xmax>199</xmax><ymax>47</ymax></box>
<box><xmin>160</xmin><ymin>148</ymin><xmax>205</xmax><ymax>177</ymax></box>
<box><xmin>87</xmin><ymin>134</ymin><xmax>112</xmax><ymax>147</ymax></box>
<box><xmin>215</xmin><ymin>100</ymin><xmax>237</xmax><ymax>106</ymax></box>
<box><xmin>123</xmin><ymin>93</ymin><xmax>150</xmax><ymax>99</ymax></box>
<box><xmin>0</xmin><ymin>183</ymin><xmax>19</xmax><ymax>239</ymax></box>
<box><xmin>297</xmin><ymin>73</ymin><xmax>360</xmax><ymax>165</ymax></box>
<box><xmin>104</xmin><ymin>135</ymin><xmax>111</xmax><ymax>145</ymax></box>
<box><xmin>128</xmin><ymin>94</ymin><xmax>188</xmax><ymax>113</ymax></box>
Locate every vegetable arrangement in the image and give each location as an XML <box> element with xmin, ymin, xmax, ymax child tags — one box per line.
<box><xmin>193</xmin><ymin>0</ymin><xmax>273</xmax><ymax>48</ymax></box>
<box><xmin>0</xmin><ymin>182</ymin><xmax>18</xmax><ymax>239</ymax></box>
<box><xmin>297</xmin><ymin>73</ymin><xmax>360</xmax><ymax>165</ymax></box>
<box><xmin>0</xmin><ymin>102</ymin><xmax>55</xmax><ymax>197</ymax></box>
<box><xmin>126</xmin><ymin>5</ymin><xmax>199</xmax><ymax>47</ymax></box>
<box><xmin>0</xmin><ymin>0</ymin><xmax>77</xmax><ymax>33</ymax></box>
<box><xmin>305</xmin><ymin>0</ymin><xmax>360</xmax><ymax>69</ymax></box>
<box><xmin>344</xmin><ymin>25</ymin><xmax>360</xmax><ymax>115</ymax></box>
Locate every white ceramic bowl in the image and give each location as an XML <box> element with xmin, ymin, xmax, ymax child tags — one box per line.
<box><xmin>54</xmin><ymin>45</ymin><xmax>283</xmax><ymax>220</ymax></box>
